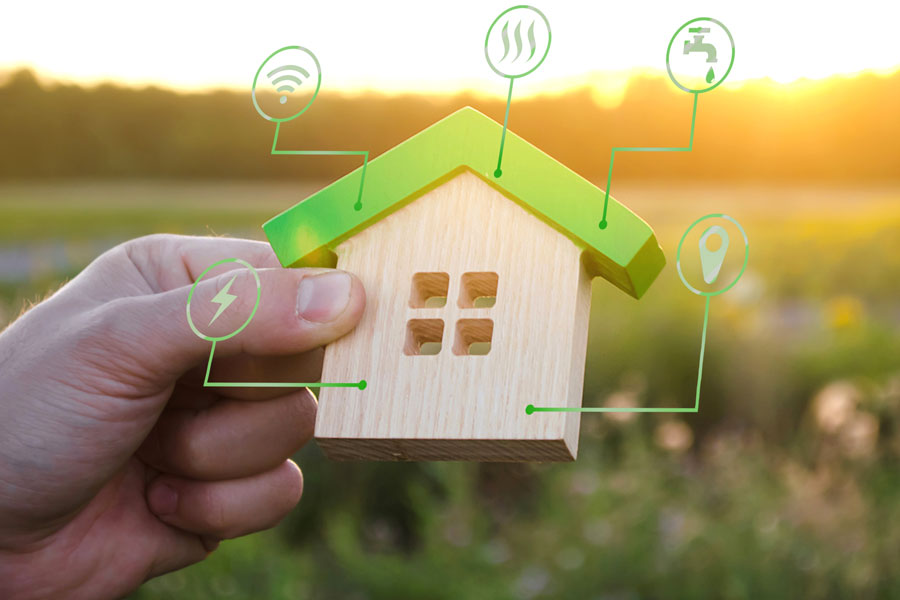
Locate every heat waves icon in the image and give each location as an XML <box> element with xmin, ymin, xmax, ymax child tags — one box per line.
<box><xmin>485</xmin><ymin>5</ymin><xmax>551</xmax><ymax>79</ymax></box>
<box><xmin>498</xmin><ymin>19</ymin><xmax>538</xmax><ymax>63</ymax></box>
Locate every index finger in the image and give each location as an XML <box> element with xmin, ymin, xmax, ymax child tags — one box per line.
<box><xmin>122</xmin><ymin>234</ymin><xmax>284</xmax><ymax>293</ymax></box>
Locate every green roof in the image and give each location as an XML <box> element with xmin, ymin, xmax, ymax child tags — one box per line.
<box><xmin>263</xmin><ymin>107</ymin><xmax>665</xmax><ymax>298</ymax></box>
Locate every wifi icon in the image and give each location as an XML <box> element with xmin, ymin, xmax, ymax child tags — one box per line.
<box><xmin>252</xmin><ymin>46</ymin><xmax>322</xmax><ymax>123</ymax></box>
<box><xmin>268</xmin><ymin>64</ymin><xmax>310</xmax><ymax>104</ymax></box>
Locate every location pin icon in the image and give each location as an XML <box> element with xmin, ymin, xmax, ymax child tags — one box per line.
<box><xmin>699</xmin><ymin>225</ymin><xmax>729</xmax><ymax>284</ymax></box>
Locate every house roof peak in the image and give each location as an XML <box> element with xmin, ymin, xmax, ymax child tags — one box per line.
<box><xmin>263</xmin><ymin>106</ymin><xmax>665</xmax><ymax>298</ymax></box>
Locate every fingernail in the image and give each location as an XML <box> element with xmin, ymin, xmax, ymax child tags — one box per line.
<box><xmin>296</xmin><ymin>272</ymin><xmax>352</xmax><ymax>323</ymax></box>
<box><xmin>148</xmin><ymin>483</ymin><xmax>178</xmax><ymax>516</ymax></box>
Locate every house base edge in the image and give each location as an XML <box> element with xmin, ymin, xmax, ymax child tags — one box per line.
<box><xmin>316</xmin><ymin>436</ymin><xmax>577</xmax><ymax>463</ymax></box>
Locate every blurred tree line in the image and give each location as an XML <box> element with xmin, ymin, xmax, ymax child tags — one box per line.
<box><xmin>1</xmin><ymin>67</ymin><xmax>899</xmax><ymax>183</ymax></box>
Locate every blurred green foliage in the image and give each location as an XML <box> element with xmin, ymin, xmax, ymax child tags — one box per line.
<box><xmin>1</xmin><ymin>181</ymin><xmax>898</xmax><ymax>599</ymax></box>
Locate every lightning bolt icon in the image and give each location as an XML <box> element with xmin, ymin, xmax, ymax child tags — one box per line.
<box><xmin>209</xmin><ymin>274</ymin><xmax>239</xmax><ymax>326</ymax></box>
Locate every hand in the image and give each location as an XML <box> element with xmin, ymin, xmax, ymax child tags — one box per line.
<box><xmin>0</xmin><ymin>234</ymin><xmax>365</xmax><ymax>599</ymax></box>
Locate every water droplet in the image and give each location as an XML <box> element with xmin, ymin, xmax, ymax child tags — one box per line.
<box><xmin>279</xmin><ymin>96</ymin><xmax>287</xmax><ymax>104</ymax></box>
<box><xmin>705</xmin><ymin>67</ymin><xmax>715</xmax><ymax>84</ymax></box>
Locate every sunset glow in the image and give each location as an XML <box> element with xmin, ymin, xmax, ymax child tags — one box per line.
<box><xmin>4</xmin><ymin>0</ymin><xmax>900</xmax><ymax>101</ymax></box>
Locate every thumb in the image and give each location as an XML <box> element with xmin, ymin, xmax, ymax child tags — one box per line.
<box><xmin>101</xmin><ymin>265</ymin><xmax>366</xmax><ymax>383</ymax></box>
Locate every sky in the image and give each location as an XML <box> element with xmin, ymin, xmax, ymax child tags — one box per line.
<box><xmin>4</xmin><ymin>0</ymin><xmax>900</xmax><ymax>100</ymax></box>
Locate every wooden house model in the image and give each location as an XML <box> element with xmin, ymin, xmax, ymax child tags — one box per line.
<box><xmin>264</xmin><ymin>107</ymin><xmax>665</xmax><ymax>462</ymax></box>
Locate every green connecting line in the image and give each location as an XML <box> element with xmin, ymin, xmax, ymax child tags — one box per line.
<box><xmin>526</xmin><ymin>296</ymin><xmax>710</xmax><ymax>414</ymax></box>
<box><xmin>599</xmin><ymin>92</ymin><xmax>699</xmax><ymax>229</ymax></box>
<box><xmin>203</xmin><ymin>341</ymin><xmax>367</xmax><ymax>389</ymax></box>
<box><xmin>235</xmin><ymin>124</ymin><xmax>367</xmax><ymax>391</ymax></box>
<box><xmin>493</xmin><ymin>77</ymin><xmax>515</xmax><ymax>178</ymax></box>
<box><xmin>271</xmin><ymin>122</ymin><xmax>369</xmax><ymax>211</ymax></box>
<box><xmin>693</xmin><ymin>295</ymin><xmax>711</xmax><ymax>411</ymax></box>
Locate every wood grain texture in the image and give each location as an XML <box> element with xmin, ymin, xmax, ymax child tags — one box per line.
<box><xmin>315</xmin><ymin>171</ymin><xmax>592</xmax><ymax>462</ymax></box>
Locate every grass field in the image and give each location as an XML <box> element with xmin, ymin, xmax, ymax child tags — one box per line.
<box><xmin>2</xmin><ymin>180</ymin><xmax>900</xmax><ymax>599</ymax></box>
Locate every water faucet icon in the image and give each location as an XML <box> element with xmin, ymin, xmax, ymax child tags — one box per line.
<box><xmin>683</xmin><ymin>27</ymin><xmax>717</xmax><ymax>63</ymax></box>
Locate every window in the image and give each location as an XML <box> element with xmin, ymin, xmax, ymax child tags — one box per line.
<box><xmin>458</xmin><ymin>272</ymin><xmax>498</xmax><ymax>308</ymax></box>
<box><xmin>409</xmin><ymin>272</ymin><xmax>449</xmax><ymax>308</ymax></box>
<box><xmin>404</xmin><ymin>319</ymin><xmax>444</xmax><ymax>356</ymax></box>
<box><xmin>453</xmin><ymin>319</ymin><xmax>493</xmax><ymax>356</ymax></box>
<box><xmin>405</xmin><ymin>272</ymin><xmax>497</xmax><ymax>356</ymax></box>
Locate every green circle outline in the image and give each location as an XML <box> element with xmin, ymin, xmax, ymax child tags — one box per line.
<box><xmin>186</xmin><ymin>258</ymin><xmax>261</xmax><ymax>342</ymax></box>
<box><xmin>665</xmin><ymin>17</ymin><xmax>735</xmax><ymax>94</ymax></box>
<box><xmin>484</xmin><ymin>5</ymin><xmax>552</xmax><ymax>79</ymax></box>
<box><xmin>251</xmin><ymin>46</ymin><xmax>322</xmax><ymax>122</ymax></box>
<box><xmin>676</xmin><ymin>213</ymin><xmax>749</xmax><ymax>297</ymax></box>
